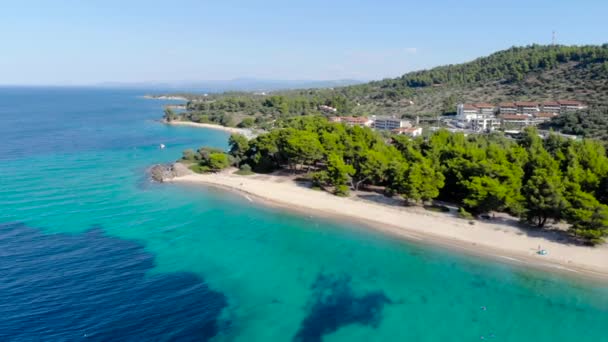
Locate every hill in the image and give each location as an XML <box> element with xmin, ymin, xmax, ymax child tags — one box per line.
<box><xmin>164</xmin><ymin>44</ymin><xmax>608</xmax><ymax>127</ymax></box>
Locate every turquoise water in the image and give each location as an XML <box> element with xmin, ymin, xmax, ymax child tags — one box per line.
<box><xmin>1</xmin><ymin>87</ymin><xmax>607</xmax><ymax>341</ymax></box>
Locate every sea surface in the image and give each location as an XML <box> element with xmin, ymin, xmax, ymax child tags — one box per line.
<box><xmin>0</xmin><ymin>87</ymin><xmax>606</xmax><ymax>341</ymax></box>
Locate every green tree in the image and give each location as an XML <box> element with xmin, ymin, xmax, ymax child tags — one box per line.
<box><xmin>326</xmin><ymin>154</ymin><xmax>355</xmax><ymax>196</ymax></box>
<box><xmin>228</xmin><ymin>134</ymin><xmax>250</xmax><ymax>163</ymax></box>
<box><xmin>350</xmin><ymin>149</ymin><xmax>390</xmax><ymax>190</ymax></box>
<box><xmin>237</xmin><ymin>117</ymin><xmax>255</xmax><ymax>128</ymax></box>
<box><xmin>522</xmin><ymin>168</ymin><xmax>569</xmax><ymax>227</ymax></box>
<box><xmin>401</xmin><ymin>160</ymin><xmax>445</xmax><ymax>203</ymax></box>
<box><xmin>566</xmin><ymin>188</ymin><xmax>608</xmax><ymax>244</ymax></box>
<box><xmin>163</xmin><ymin>107</ymin><xmax>178</xmax><ymax>122</ymax></box>
<box><xmin>207</xmin><ymin>153</ymin><xmax>231</xmax><ymax>171</ymax></box>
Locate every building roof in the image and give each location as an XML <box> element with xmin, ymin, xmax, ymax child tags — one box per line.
<box><xmin>462</xmin><ymin>104</ymin><xmax>479</xmax><ymax>110</ymax></box>
<box><xmin>541</xmin><ymin>101</ymin><xmax>560</xmax><ymax>106</ymax></box>
<box><xmin>498</xmin><ymin>102</ymin><xmax>516</xmax><ymax>107</ymax></box>
<box><xmin>393</xmin><ymin>127</ymin><xmax>421</xmax><ymax>133</ymax></box>
<box><xmin>473</xmin><ymin>103</ymin><xmax>495</xmax><ymax>109</ymax></box>
<box><xmin>534</xmin><ymin>112</ymin><xmax>558</xmax><ymax>118</ymax></box>
<box><xmin>501</xmin><ymin>114</ymin><xmax>530</xmax><ymax>120</ymax></box>
<box><xmin>558</xmin><ymin>100</ymin><xmax>584</xmax><ymax>106</ymax></box>
<box><xmin>374</xmin><ymin>116</ymin><xmax>405</xmax><ymax>121</ymax></box>
<box><xmin>515</xmin><ymin>101</ymin><xmax>539</xmax><ymax>107</ymax></box>
<box><xmin>342</xmin><ymin>116</ymin><xmax>370</xmax><ymax>123</ymax></box>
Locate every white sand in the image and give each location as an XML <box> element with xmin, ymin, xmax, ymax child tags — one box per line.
<box><xmin>164</xmin><ymin>120</ymin><xmax>256</xmax><ymax>138</ymax></box>
<box><xmin>169</xmin><ymin>167</ymin><xmax>608</xmax><ymax>281</ymax></box>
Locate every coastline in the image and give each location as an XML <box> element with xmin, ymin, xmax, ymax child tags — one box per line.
<box><xmin>143</xmin><ymin>95</ymin><xmax>189</xmax><ymax>101</ymax></box>
<box><xmin>166</xmin><ymin>165</ymin><xmax>608</xmax><ymax>282</ymax></box>
<box><xmin>162</xmin><ymin>120</ymin><xmax>255</xmax><ymax>137</ymax></box>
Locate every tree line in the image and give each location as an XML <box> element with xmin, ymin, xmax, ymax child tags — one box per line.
<box><xmin>542</xmin><ymin>106</ymin><xmax>608</xmax><ymax>142</ymax></box>
<box><xmin>399</xmin><ymin>44</ymin><xmax>608</xmax><ymax>87</ymax></box>
<box><xmin>184</xmin><ymin>116</ymin><xmax>608</xmax><ymax>244</ymax></box>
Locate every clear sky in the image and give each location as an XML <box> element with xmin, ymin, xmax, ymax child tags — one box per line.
<box><xmin>1</xmin><ymin>0</ymin><xmax>607</xmax><ymax>85</ymax></box>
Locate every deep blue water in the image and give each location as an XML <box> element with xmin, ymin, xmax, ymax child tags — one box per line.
<box><xmin>0</xmin><ymin>223</ymin><xmax>227</xmax><ymax>341</ymax></box>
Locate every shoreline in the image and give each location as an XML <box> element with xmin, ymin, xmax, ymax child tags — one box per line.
<box><xmin>166</xmin><ymin>166</ymin><xmax>608</xmax><ymax>283</ymax></box>
<box><xmin>162</xmin><ymin>120</ymin><xmax>255</xmax><ymax>137</ymax></box>
<box><xmin>143</xmin><ymin>95</ymin><xmax>189</xmax><ymax>101</ymax></box>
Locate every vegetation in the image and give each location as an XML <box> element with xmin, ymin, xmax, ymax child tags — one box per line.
<box><xmin>541</xmin><ymin>106</ymin><xmax>608</xmax><ymax>141</ymax></box>
<box><xmin>185</xmin><ymin>116</ymin><xmax>608</xmax><ymax>244</ymax></box>
<box><xmin>165</xmin><ymin>44</ymin><xmax>608</xmax><ymax>128</ymax></box>
<box><xmin>181</xmin><ymin>147</ymin><xmax>234</xmax><ymax>173</ymax></box>
<box><xmin>234</xmin><ymin>164</ymin><xmax>254</xmax><ymax>175</ymax></box>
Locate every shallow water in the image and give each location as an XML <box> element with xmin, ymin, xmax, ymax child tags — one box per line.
<box><xmin>1</xmin><ymin>87</ymin><xmax>607</xmax><ymax>341</ymax></box>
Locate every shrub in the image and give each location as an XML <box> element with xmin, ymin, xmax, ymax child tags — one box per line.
<box><xmin>334</xmin><ymin>185</ymin><xmax>350</xmax><ymax>197</ymax></box>
<box><xmin>235</xmin><ymin>164</ymin><xmax>254</xmax><ymax>175</ymax></box>
<box><xmin>458</xmin><ymin>207</ymin><xmax>474</xmax><ymax>220</ymax></box>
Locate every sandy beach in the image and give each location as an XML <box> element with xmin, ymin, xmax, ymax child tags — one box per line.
<box><xmin>167</xmin><ymin>165</ymin><xmax>608</xmax><ymax>281</ymax></box>
<box><xmin>163</xmin><ymin>120</ymin><xmax>256</xmax><ymax>138</ymax></box>
<box><xmin>143</xmin><ymin>95</ymin><xmax>189</xmax><ymax>101</ymax></box>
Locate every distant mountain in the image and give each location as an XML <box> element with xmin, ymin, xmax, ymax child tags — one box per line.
<box><xmin>96</xmin><ymin>78</ymin><xmax>364</xmax><ymax>92</ymax></box>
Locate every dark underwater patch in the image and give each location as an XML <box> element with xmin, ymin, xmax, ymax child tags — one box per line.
<box><xmin>0</xmin><ymin>222</ymin><xmax>228</xmax><ymax>341</ymax></box>
<box><xmin>293</xmin><ymin>273</ymin><xmax>391</xmax><ymax>342</ymax></box>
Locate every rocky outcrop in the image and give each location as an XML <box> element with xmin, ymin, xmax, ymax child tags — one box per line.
<box><xmin>149</xmin><ymin>163</ymin><xmax>192</xmax><ymax>182</ymax></box>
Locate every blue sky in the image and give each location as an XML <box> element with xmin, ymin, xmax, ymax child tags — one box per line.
<box><xmin>1</xmin><ymin>0</ymin><xmax>607</xmax><ymax>85</ymax></box>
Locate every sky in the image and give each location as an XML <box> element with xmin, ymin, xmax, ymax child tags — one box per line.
<box><xmin>1</xmin><ymin>0</ymin><xmax>607</xmax><ymax>85</ymax></box>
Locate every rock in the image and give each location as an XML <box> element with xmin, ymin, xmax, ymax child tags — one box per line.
<box><xmin>150</xmin><ymin>162</ymin><xmax>194</xmax><ymax>182</ymax></box>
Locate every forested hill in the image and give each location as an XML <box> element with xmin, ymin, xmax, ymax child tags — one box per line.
<box><xmin>167</xmin><ymin>44</ymin><xmax>608</xmax><ymax>125</ymax></box>
<box><xmin>335</xmin><ymin>44</ymin><xmax>608</xmax><ymax>116</ymax></box>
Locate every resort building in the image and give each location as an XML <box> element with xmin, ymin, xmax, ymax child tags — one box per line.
<box><xmin>515</xmin><ymin>102</ymin><xmax>540</xmax><ymax>115</ymax></box>
<box><xmin>319</xmin><ymin>105</ymin><xmax>338</xmax><ymax>113</ymax></box>
<box><xmin>372</xmin><ymin>116</ymin><xmax>412</xmax><ymax>130</ymax></box>
<box><xmin>558</xmin><ymin>100</ymin><xmax>587</xmax><ymax>112</ymax></box>
<box><xmin>498</xmin><ymin>102</ymin><xmax>518</xmax><ymax>114</ymax></box>
<box><xmin>532</xmin><ymin>112</ymin><xmax>558</xmax><ymax>124</ymax></box>
<box><xmin>500</xmin><ymin>114</ymin><xmax>532</xmax><ymax>129</ymax></box>
<box><xmin>393</xmin><ymin>127</ymin><xmax>423</xmax><ymax>137</ymax></box>
<box><xmin>456</xmin><ymin>104</ymin><xmax>482</xmax><ymax>122</ymax></box>
<box><xmin>329</xmin><ymin>116</ymin><xmax>373</xmax><ymax>127</ymax></box>
<box><xmin>473</xmin><ymin>103</ymin><xmax>496</xmax><ymax>116</ymax></box>
<box><xmin>471</xmin><ymin>116</ymin><xmax>501</xmax><ymax>132</ymax></box>
<box><xmin>540</xmin><ymin>101</ymin><xmax>561</xmax><ymax>114</ymax></box>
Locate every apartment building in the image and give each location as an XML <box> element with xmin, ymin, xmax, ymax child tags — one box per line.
<box><xmin>498</xmin><ymin>102</ymin><xmax>518</xmax><ymax>114</ymax></box>
<box><xmin>540</xmin><ymin>101</ymin><xmax>561</xmax><ymax>114</ymax></box>
<box><xmin>393</xmin><ymin>127</ymin><xmax>423</xmax><ymax>137</ymax></box>
<box><xmin>500</xmin><ymin>114</ymin><xmax>531</xmax><ymax>129</ymax></box>
<box><xmin>558</xmin><ymin>100</ymin><xmax>587</xmax><ymax>112</ymax></box>
<box><xmin>329</xmin><ymin>116</ymin><xmax>374</xmax><ymax>127</ymax></box>
<box><xmin>515</xmin><ymin>102</ymin><xmax>540</xmax><ymax>115</ymax></box>
<box><xmin>372</xmin><ymin>116</ymin><xmax>412</xmax><ymax>130</ymax></box>
<box><xmin>456</xmin><ymin>104</ymin><xmax>482</xmax><ymax>121</ymax></box>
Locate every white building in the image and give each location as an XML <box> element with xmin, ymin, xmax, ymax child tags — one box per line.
<box><xmin>471</xmin><ymin>115</ymin><xmax>501</xmax><ymax>132</ymax></box>
<box><xmin>393</xmin><ymin>127</ymin><xmax>423</xmax><ymax>137</ymax></box>
<box><xmin>501</xmin><ymin>114</ymin><xmax>532</xmax><ymax>129</ymax></box>
<box><xmin>329</xmin><ymin>116</ymin><xmax>373</xmax><ymax>127</ymax></box>
<box><xmin>541</xmin><ymin>101</ymin><xmax>561</xmax><ymax>114</ymax></box>
<box><xmin>372</xmin><ymin>116</ymin><xmax>411</xmax><ymax>130</ymax></box>
<box><xmin>319</xmin><ymin>105</ymin><xmax>338</xmax><ymax>113</ymax></box>
<box><xmin>515</xmin><ymin>102</ymin><xmax>540</xmax><ymax>115</ymax></box>
<box><xmin>456</xmin><ymin>104</ymin><xmax>481</xmax><ymax>122</ymax></box>
<box><xmin>474</xmin><ymin>103</ymin><xmax>496</xmax><ymax>116</ymax></box>
<box><xmin>532</xmin><ymin>112</ymin><xmax>558</xmax><ymax>124</ymax></box>
<box><xmin>498</xmin><ymin>102</ymin><xmax>518</xmax><ymax>114</ymax></box>
<box><xmin>558</xmin><ymin>100</ymin><xmax>587</xmax><ymax>113</ymax></box>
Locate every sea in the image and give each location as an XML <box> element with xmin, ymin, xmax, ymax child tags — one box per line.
<box><xmin>0</xmin><ymin>87</ymin><xmax>606</xmax><ymax>341</ymax></box>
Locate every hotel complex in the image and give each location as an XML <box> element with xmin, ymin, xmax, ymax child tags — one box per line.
<box><xmin>456</xmin><ymin>100</ymin><xmax>586</xmax><ymax>131</ymax></box>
